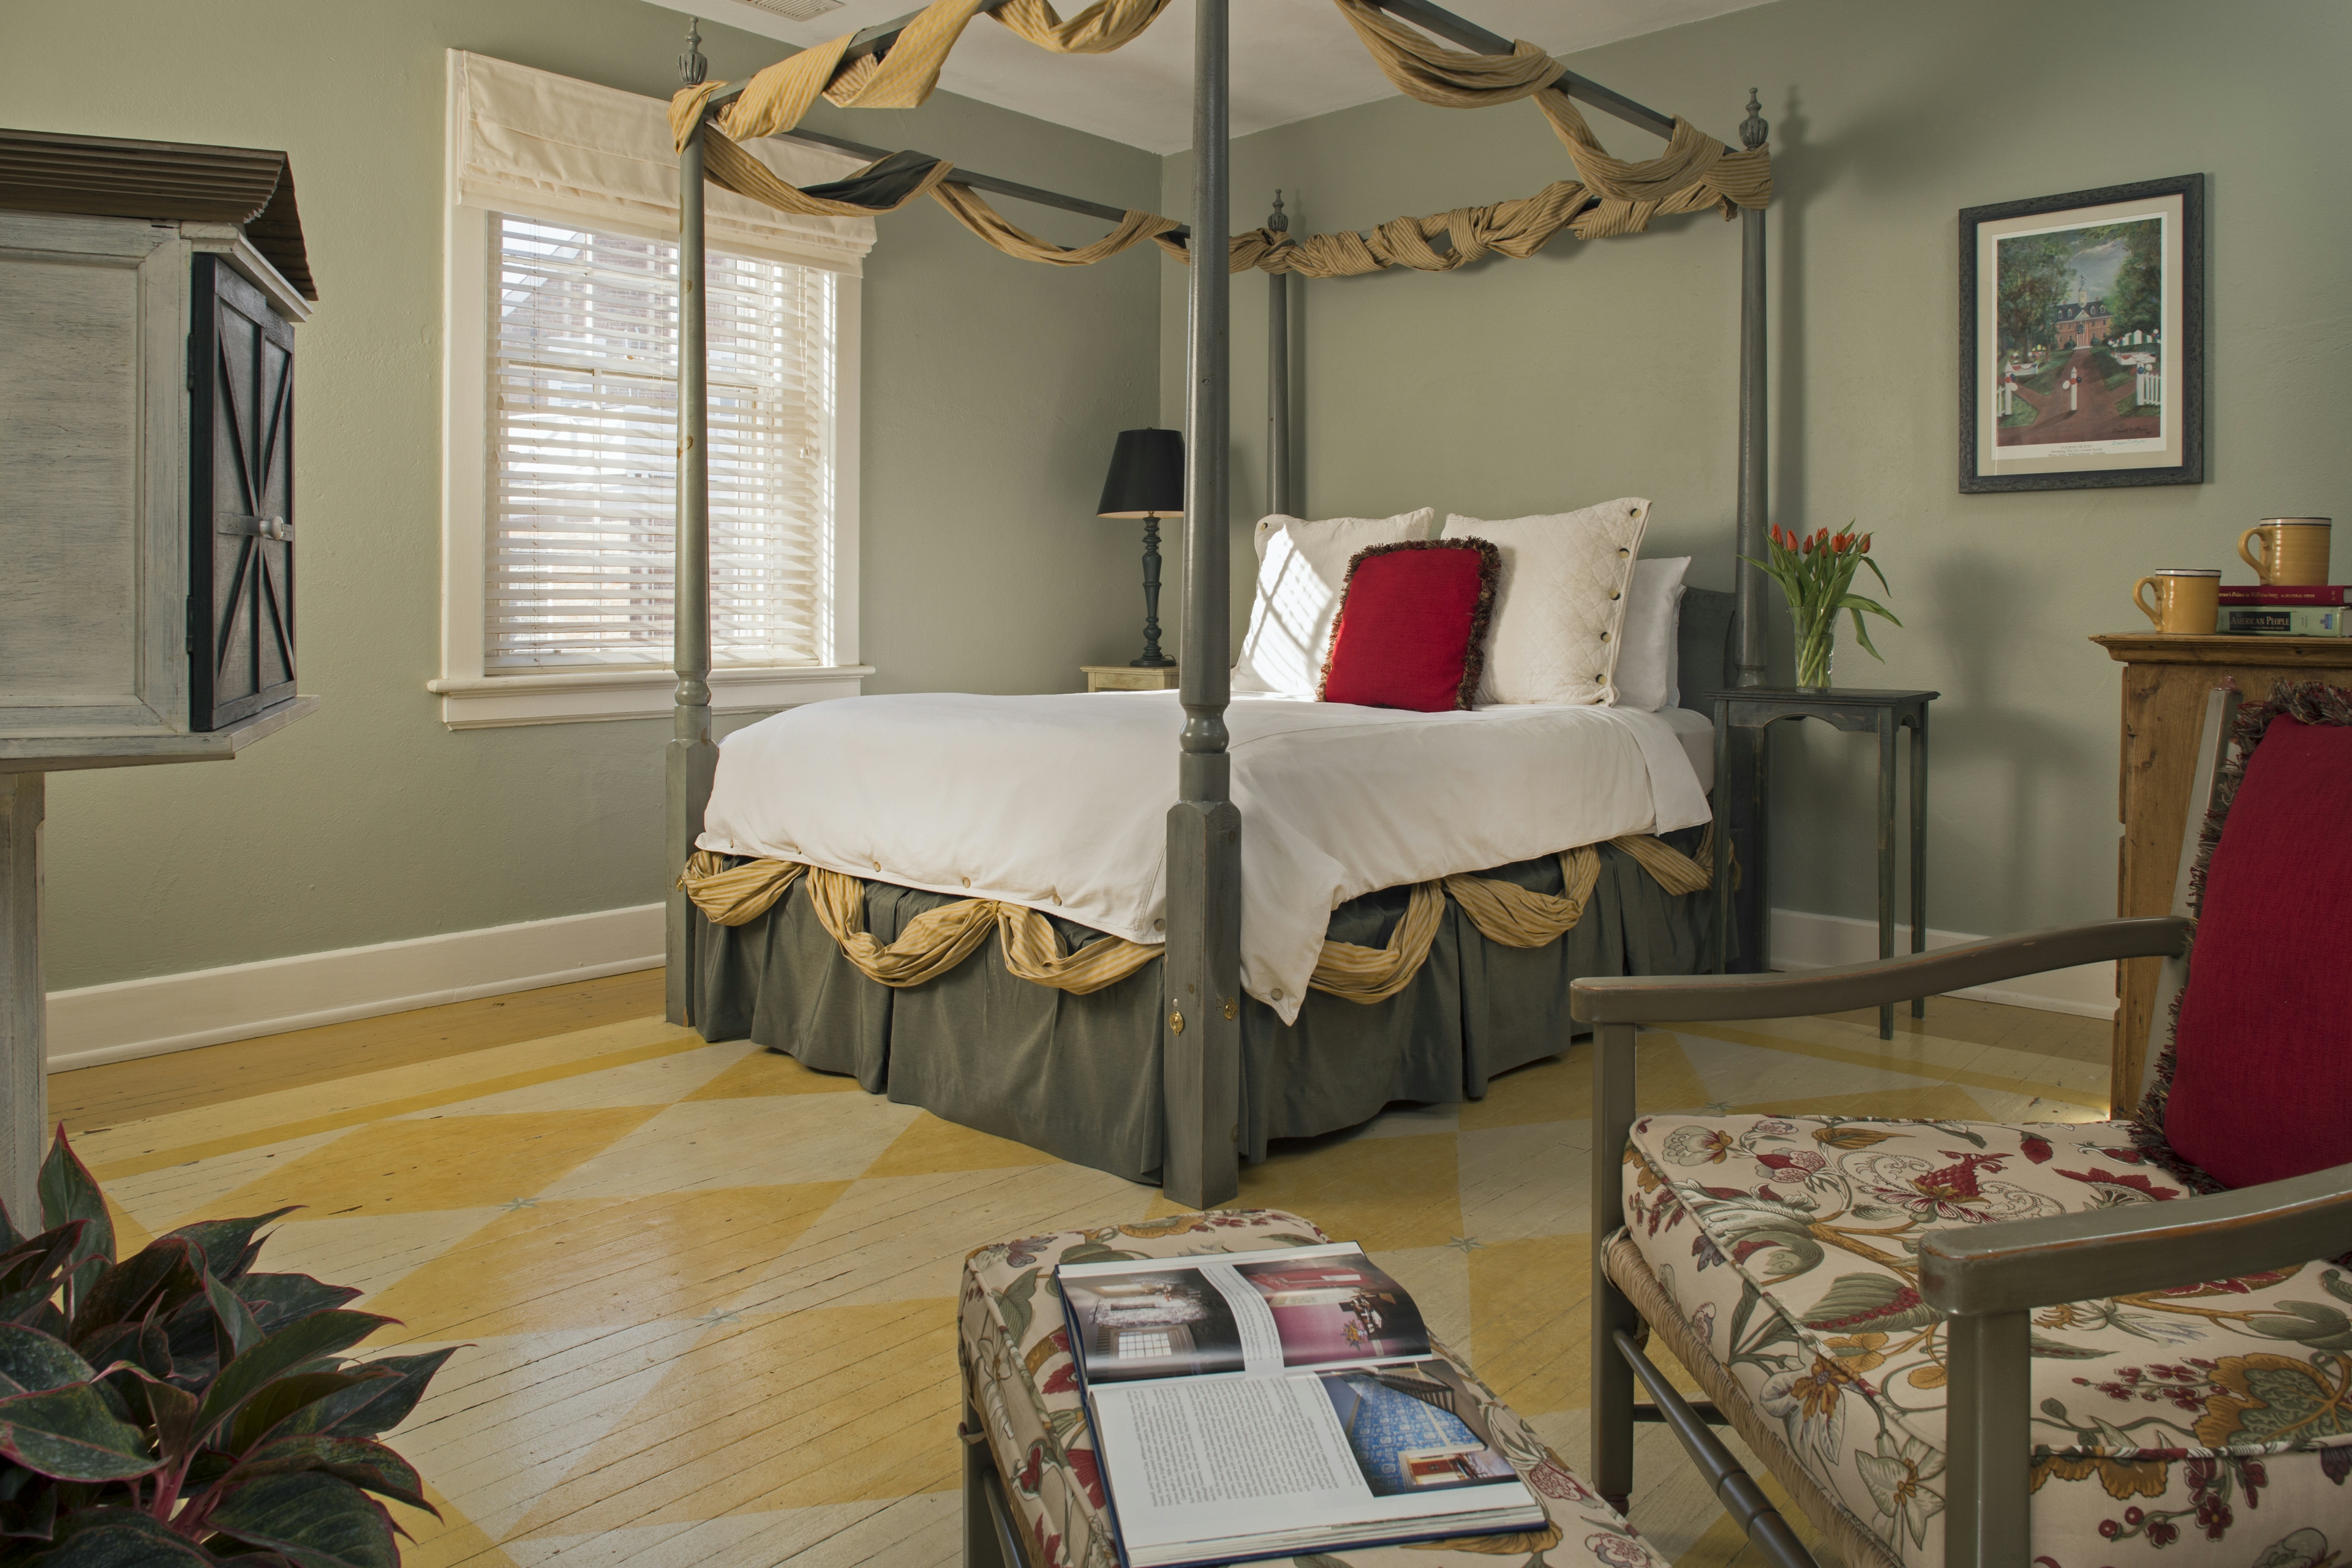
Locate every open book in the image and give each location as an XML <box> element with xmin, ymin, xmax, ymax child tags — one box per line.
<box><xmin>1058</xmin><ymin>1242</ymin><xmax>1546</xmax><ymax>1568</ymax></box>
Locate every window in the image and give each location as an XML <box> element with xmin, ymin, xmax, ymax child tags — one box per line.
<box><xmin>488</xmin><ymin>215</ymin><xmax>835</xmax><ymax>672</ymax></box>
<box><xmin>434</xmin><ymin>50</ymin><xmax>871</xmax><ymax>728</ymax></box>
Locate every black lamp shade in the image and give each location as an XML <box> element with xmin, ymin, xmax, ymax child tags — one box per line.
<box><xmin>1097</xmin><ymin>428</ymin><xmax>1185</xmax><ymax>518</ymax></box>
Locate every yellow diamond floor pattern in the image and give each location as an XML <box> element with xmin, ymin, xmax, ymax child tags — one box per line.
<box><xmin>55</xmin><ymin>987</ymin><xmax>2112</xmax><ymax>1566</ymax></box>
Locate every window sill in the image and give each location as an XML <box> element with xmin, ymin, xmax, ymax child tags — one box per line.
<box><xmin>426</xmin><ymin>665</ymin><xmax>872</xmax><ymax>730</ymax></box>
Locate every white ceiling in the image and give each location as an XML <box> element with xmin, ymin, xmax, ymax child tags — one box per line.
<box><xmin>647</xmin><ymin>0</ymin><xmax>1771</xmax><ymax>155</ymax></box>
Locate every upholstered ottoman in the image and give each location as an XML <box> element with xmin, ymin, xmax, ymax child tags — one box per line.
<box><xmin>959</xmin><ymin>1208</ymin><xmax>1667</xmax><ymax>1568</ymax></box>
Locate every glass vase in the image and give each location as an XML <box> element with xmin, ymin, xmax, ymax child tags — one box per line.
<box><xmin>1795</xmin><ymin>611</ymin><xmax>1834</xmax><ymax>692</ymax></box>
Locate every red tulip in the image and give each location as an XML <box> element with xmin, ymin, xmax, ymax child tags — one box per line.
<box><xmin>1860</xmin><ymin>533</ymin><xmax>1872</xmax><ymax>553</ymax></box>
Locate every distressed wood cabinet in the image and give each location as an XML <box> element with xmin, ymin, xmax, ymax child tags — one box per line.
<box><xmin>0</xmin><ymin>129</ymin><xmax>320</xmax><ymax>1220</ymax></box>
<box><xmin>2093</xmin><ymin>633</ymin><xmax>2352</xmax><ymax>1108</ymax></box>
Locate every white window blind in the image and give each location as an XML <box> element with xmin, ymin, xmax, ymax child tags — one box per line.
<box><xmin>487</xmin><ymin>213</ymin><xmax>836</xmax><ymax>671</ymax></box>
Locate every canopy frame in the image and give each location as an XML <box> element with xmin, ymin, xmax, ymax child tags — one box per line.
<box><xmin>664</xmin><ymin>0</ymin><xmax>1774</xmax><ymax>1208</ymax></box>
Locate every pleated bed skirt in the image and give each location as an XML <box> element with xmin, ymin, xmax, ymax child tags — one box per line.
<box><xmin>690</xmin><ymin>829</ymin><xmax>1724</xmax><ymax>1183</ymax></box>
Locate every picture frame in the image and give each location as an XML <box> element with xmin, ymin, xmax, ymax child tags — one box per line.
<box><xmin>1958</xmin><ymin>173</ymin><xmax>2204</xmax><ymax>493</ymax></box>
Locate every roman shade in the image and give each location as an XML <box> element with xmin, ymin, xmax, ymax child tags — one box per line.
<box><xmin>449</xmin><ymin>50</ymin><xmax>875</xmax><ymax>275</ymax></box>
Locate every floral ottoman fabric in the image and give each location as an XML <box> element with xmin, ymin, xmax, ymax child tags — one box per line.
<box><xmin>960</xmin><ymin>1208</ymin><xmax>1667</xmax><ymax>1568</ymax></box>
<box><xmin>1620</xmin><ymin>1114</ymin><xmax>2352</xmax><ymax>1568</ymax></box>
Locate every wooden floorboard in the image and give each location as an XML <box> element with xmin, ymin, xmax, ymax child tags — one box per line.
<box><xmin>49</xmin><ymin>968</ymin><xmax>665</xmax><ymax>1132</ymax></box>
<box><xmin>52</xmin><ymin>987</ymin><xmax>2117</xmax><ymax>1564</ymax></box>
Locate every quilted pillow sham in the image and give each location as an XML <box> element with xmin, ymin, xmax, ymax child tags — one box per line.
<box><xmin>1318</xmin><ymin>539</ymin><xmax>1501</xmax><ymax>712</ymax></box>
<box><xmin>1232</xmin><ymin>508</ymin><xmax>1438</xmax><ymax>698</ymax></box>
<box><xmin>1442</xmin><ymin>499</ymin><xmax>1651</xmax><ymax>706</ymax></box>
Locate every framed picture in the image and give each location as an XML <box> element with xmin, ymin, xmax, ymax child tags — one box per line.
<box><xmin>1959</xmin><ymin>173</ymin><xmax>2204</xmax><ymax>492</ymax></box>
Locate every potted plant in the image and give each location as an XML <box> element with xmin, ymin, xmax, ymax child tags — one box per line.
<box><xmin>1747</xmin><ymin>524</ymin><xmax>1901</xmax><ymax>691</ymax></box>
<box><xmin>0</xmin><ymin>1130</ymin><xmax>452</xmax><ymax>1565</ymax></box>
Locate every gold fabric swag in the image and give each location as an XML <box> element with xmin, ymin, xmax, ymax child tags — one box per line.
<box><xmin>677</xmin><ymin>827</ymin><xmax>1721</xmax><ymax>1006</ymax></box>
<box><xmin>669</xmin><ymin>0</ymin><xmax>1770</xmax><ymax>279</ymax></box>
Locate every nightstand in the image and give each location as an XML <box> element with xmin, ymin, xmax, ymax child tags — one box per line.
<box><xmin>1083</xmin><ymin>665</ymin><xmax>1181</xmax><ymax>693</ymax></box>
<box><xmin>1704</xmin><ymin>687</ymin><xmax>1937</xmax><ymax>1039</ymax></box>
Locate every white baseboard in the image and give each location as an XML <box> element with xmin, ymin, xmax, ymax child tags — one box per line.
<box><xmin>45</xmin><ymin>905</ymin><xmax>664</xmax><ymax>1071</ymax></box>
<box><xmin>1768</xmin><ymin>907</ymin><xmax>2118</xmax><ymax>1020</ymax></box>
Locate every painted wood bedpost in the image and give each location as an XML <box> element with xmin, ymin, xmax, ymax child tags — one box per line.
<box><xmin>1265</xmin><ymin>192</ymin><xmax>1292</xmax><ymax>518</ymax></box>
<box><xmin>1164</xmin><ymin>0</ymin><xmax>1241</xmax><ymax>1211</ymax></box>
<box><xmin>1733</xmin><ymin>88</ymin><xmax>1768</xmax><ymax>688</ymax></box>
<box><xmin>1724</xmin><ymin>89</ymin><xmax>1773</xmax><ymax>971</ymax></box>
<box><xmin>666</xmin><ymin>106</ymin><xmax>719</xmax><ymax>1030</ymax></box>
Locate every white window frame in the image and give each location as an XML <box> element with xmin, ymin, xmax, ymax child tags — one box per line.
<box><xmin>431</xmin><ymin>64</ymin><xmax>867</xmax><ymax>729</ymax></box>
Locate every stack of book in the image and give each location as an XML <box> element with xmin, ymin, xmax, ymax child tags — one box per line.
<box><xmin>2218</xmin><ymin>584</ymin><xmax>2352</xmax><ymax>636</ymax></box>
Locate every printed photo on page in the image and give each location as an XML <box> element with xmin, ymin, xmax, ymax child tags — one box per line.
<box><xmin>1231</xmin><ymin>1254</ymin><xmax>1429</xmax><ymax>1366</ymax></box>
<box><xmin>1060</xmin><ymin>1266</ymin><xmax>1249</xmax><ymax>1384</ymax></box>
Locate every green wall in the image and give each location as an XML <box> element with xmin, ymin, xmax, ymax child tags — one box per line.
<box><xmin>2</xmin><ymin>0</ymin><xmax>1164</xmax><ymax>990</ymax></box>
<box><xmin>1162</xmin><ymin>0</ymin><xmax>2350</xmax><ymax>943</ymax></box>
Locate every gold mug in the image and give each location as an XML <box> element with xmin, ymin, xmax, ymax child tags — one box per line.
<box><xmin>2133</xmin><ymin>568</ymin><xmax>2220</xmax><ymax>635</ymax></box>
<box><xmin>2238</xmin><ymin>518</ymin><xmax>2332</xmax><ymax>586</ymax></box>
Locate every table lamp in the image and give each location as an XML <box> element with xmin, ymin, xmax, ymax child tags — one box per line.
<box><xmin>1096</xmin><ymin>427</ymin><xmax>1185</xmax><ymax>668</ymax></box>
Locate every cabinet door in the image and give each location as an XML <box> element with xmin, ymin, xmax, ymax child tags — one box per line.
<box><xmin>189</xmin><ymin>255</ymin><xmax>296</xmax><ymax>731</ymax></box>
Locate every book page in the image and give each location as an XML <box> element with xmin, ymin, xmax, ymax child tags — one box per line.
<box><xmin>1087</xmin><ymin>1356</ymin><xmax>1540</xmax><ymax>1563</ymax></box>
<box><xmin>1060</xmin><ymin>1244</ymin><xmax>1431</xmax><ymax>1386</ymax></box>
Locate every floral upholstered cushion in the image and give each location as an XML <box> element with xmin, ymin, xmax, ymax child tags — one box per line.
<box><xmin>1620</xmin><ymin>1114</ymin><xmax>2352</xmax><ymax>1568</ymax></box>
<box><xmin>960</xmin><ymin>1208</ymin><xmax>1668</xmax><ymax>1568</ymax></box>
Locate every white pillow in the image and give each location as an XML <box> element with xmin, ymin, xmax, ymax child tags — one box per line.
<box><xmin>1613</xmin><ymin>556</ymin><xmax>1691</xmax><ymax>712</ymax></box>
<box><xmin>1442</xmin><ymin>499</ymin><xmax>1651</xmax><ymax>706</ymax></box>
<box><xmin>1231</xmin><ymin>509</ymin><xmax>1438</xmax><ymax>698</ymax></box>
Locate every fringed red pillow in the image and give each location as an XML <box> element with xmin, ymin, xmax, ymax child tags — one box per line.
<box><xmin>1317</xmin><ymin>539</ymin><xmax>1501</xmax><ymax>712</ymax></box>
<box><xmin>2164</xmin><ymin>707</ymin><xmax>2352</xmax><ymax>1188</ymax></box>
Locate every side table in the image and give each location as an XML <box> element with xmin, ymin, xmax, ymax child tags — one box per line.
<box><xmin>1705</xmin><ymin>687</ymin><xmax>1937</xmax><ymax>1039</ymax></box>
<box><xmin>1082</xmin><ymin>664</ymin><xmax>1180</xmax><ymax>693</ymax></box>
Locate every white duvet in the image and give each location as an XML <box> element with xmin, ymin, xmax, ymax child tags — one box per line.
<box><xmin>699</xmin><ymin>692</ymin><xmax>1711</xmax><ymax>1023</ymax></box>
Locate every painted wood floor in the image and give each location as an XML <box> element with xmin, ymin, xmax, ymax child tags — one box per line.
<box><xmin>50</xmin><ymin>973</ymin><xmax>2114</xmax><ymax>1567</ymax></box>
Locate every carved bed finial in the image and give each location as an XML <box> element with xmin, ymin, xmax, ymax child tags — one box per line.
<box><xmin>1740</xmin><ymin>88</ymin><xmax>1768</xmax><ymax>151</ymax></box>
<box><xmin>1268</xmin><ymin>189</ymin><xmax>1289</xmax><ymax>235</ymax></box>
<box><xmin>680</xmin><ymin>18</ymin><xmax>708</xmax><ymax>87</ymax></box>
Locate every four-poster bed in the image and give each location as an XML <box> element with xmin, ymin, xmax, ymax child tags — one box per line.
<box><xmin>661</xmin><ymin>0</ymin><xmax>1776</xmax><ymax>1211</ymax></box>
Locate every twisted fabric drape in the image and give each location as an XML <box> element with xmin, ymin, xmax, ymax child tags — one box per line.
<box><xmin>679</xmin><ymin>829</ymin><xmax>1717</xmax><ymax>1005</ymax></box>
<box><xmin>668</xmin><ymin>0</ymin><xmax>1768</xmax><ymax>276</ymax></box>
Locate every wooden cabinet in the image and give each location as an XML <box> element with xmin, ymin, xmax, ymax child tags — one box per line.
<box><xmin>0</xmin><ymin>130</ymin><xmax>320</xmax><ymax>1221</ymax></box>
<box><xmin>1</xmin><ymin>213</ymin><xmax>308</xmax><ymax>744</ymax></box>
<box><xmin>2094</xmin><ymin>633</ymin><xmax>2352</xmax><ymax>1107</ymax></box>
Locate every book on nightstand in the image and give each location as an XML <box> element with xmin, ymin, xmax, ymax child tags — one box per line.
<box><xmin>2219</xmin><ymin>606</ymin><xmax>2352</xmax><ymax>636</ymax></box>
<box><xmin>1058</xmin><ymin>1242</ymin><xmax>1545</xmax><ymax>1568</ymax></box>
<box><xmin>2218</xmin><ymin>585</ymin><xmax>2352</xmax><ymax>606</ymax></box>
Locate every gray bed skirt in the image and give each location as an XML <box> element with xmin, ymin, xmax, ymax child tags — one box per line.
<box><xmin>691</xmin><ymin>831</ymin><xmax>1723</xmax><ymax>1182</ymax></box>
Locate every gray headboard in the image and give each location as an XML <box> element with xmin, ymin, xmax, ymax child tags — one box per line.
<box><xmin>1676</xmin><ymin>586</ymin><xmax>1735</xmax><ymax>715</ymax></box>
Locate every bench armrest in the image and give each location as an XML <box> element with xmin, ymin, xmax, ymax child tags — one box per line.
<box><xmin>1921</xmin><ymin>1158</ymin><xmax>2352</xmax><ymax>1318</ymax></box>
<box><xmin>1569</xmin><ymin>916</ymin><xmax>2190</xmax><ymax>1025</ymax></box>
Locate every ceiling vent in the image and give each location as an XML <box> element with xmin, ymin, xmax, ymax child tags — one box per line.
<box><xmin>740</xmin><ymin>0</ymin><xmax>847</xmax><ymax>20</ymax></box>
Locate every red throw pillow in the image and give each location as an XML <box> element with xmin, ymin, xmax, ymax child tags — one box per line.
<box><xmin>1318</xmin><ymin>540</ymin><xmax>1500</xmax><ymax>712</ymax></box>
<box><xmin>2165</xmin><ymin>715</ymin><xmax>2352</xmax><ymax>1188</ymax></box>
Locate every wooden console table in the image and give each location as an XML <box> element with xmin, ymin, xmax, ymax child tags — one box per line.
<box><xmin>2095</xmin><ymin>633</ymin><xmax>2352</xmax><ymax>1109</ymax></box>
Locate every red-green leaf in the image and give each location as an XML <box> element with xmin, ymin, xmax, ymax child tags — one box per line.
<box><xmin>0</xmin><ymin>1225</ymin><xmax>86</xmax><ymax>1325</ymax></box>
<box><xmin>203</xmin><ymin>1472</ymin><xmax>397</xmax><ymax>1568</ymax></box>
<box><xmin>273</xmin><ymin>1350</ymin><xmax>456</xmax><ymax>1442</ymax></box>
<box><xmin>235</xmin><ymin>1276</ymin><xmax>362</xmax><ymax>1337</ymax></box>
<box><xmin>0</xmin><ymin>1324</ymin><xmax>96</xmax><ymax>1396</ymax></box>
<box><xmin>213</xmin><ymin>1435</ymin><xmax>433</xmax><ymax>1514</ymax></box>
<box><xmin>160</xmin><ymin>1212</ymin><xmax>296</xmax><ymax>1287</ymax></box>
<box><xmin>204</xmin><ymin>1274</ymin><xmax>263</xmax><ymax>1362</ymax></box>
<box><xmin>194</xmin><ymin>1313</ymin><xmax>390</xmax><ymax>1442</ymax></box>
<box><xmin>35</xmin><ymin>1510</ymin><xmax>222</xmax><ymax>1564</ymax></box>
<box><xmin>226</xmin><ymin>1373</ymin><xmax>368</xmax><ymax>1457</ymax></box>
<box><xmin>0</xmin><ymin>1383</ymin><xmax>155</xmax><ymax>1481</ymax></box>
<box><xmin>37</xmin><ymin>1135</ymin><xmax>113</xmax><ymax>1311</ymax></box>
<box><xmin>70</xmin><ymin>1239</ymin><xmax>205</xmax><ymax>1345</ymax></box>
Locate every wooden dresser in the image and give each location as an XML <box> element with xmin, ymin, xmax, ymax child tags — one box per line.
<box><xmin>2094</xmin><ymin>633</ymin><xmax>2352</xmax><ymax>1107</ymax></box>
